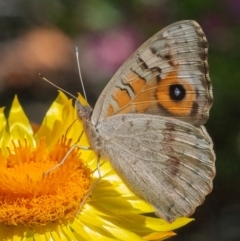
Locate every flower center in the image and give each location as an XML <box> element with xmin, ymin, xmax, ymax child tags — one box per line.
<box><xmin>0</xmin><ymin>137</ymin><xmax>92</xmax><ymax>226</ymax></box>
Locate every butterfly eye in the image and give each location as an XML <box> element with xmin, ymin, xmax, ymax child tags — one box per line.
<box><xmin>169</xmin><ymin>84</ymin><xmax>186</xmax><ymax>101</ymax></box>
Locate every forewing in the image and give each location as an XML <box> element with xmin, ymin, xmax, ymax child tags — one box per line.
<box><xmin>91</xmin><ymin>20</ymin><xmax>212</xmax><ymax>127</ymax></box>
<box><xmin>98</xmin><ymin>114</ymin><xmax>215</xmax><ymax>222</ymax></box>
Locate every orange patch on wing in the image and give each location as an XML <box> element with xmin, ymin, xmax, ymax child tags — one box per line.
<box><xmin>112</xmin><ymin>74</ymin><xmax>155</xmax><ymax>115</ymax></box>
<box><xmin>128</xmin><ymin>73</ymin><xmax>146</xmax><ymax>94</ymax></box>
<box><xmin>113</xmin><ymin>88</ymin><xmax>131</xmax><ymax>108</ymax></box>
<box><xmin>119</xmin><ymin>72</ymin><xmax>153</xmax><ymax>113</ymax></box>
<box><xmin>157</xmin><ymin>69</ymin><xmax>196</xmax><ymax>116</ymax></box>
<box><xmin>117</xmin><ymin>106</ymin><xmax>132</xmax><ymax>115</ymax></box>
<box><xmin>107</xmin><ymin>104</ymin><xmax>114</xmax><ymax>117</ymax></box>
<box><xmin>131</xmin><ymin>77</ymin><xmax>158</xmax><ymax>112</ymax></box>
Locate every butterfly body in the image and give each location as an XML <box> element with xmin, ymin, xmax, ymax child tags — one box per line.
<box><xmin>76</xmin><ymin>20</ymin><xmax>215</xmax><ymax>222</ymax></box>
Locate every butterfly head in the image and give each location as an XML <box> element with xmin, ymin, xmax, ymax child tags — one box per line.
<box><xmin>75</xmin><ymin>100</ymin><xmax>92</xmax><ymax>122</ymax></box>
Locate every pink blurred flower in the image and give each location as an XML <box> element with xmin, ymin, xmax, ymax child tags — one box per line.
<box><xmin>79</xmin><ymin>27</ymin><xmax>141</xmax><ymax>84</ymax></box>
<box><xmin>92</xmin><ymin>28</ymin><xmax>139</xmax><ymax>72</ymax></box>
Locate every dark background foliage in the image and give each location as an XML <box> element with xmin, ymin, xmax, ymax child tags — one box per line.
<box><xmin>0</xmin><ymin>1</ymin><xmax>239</xmax><ymax>240</ymax></box>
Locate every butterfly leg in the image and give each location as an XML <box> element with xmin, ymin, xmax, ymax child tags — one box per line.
<box><xmin>43</xmin><ymin>144</ymin><xmax>91</xmax><ymax>176</ymax></box>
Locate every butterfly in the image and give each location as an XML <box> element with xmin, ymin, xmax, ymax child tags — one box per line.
<box><xmin>76</xmin><ymin>20</ymin><xmax>216</xmax><ymax>222</ymax></box>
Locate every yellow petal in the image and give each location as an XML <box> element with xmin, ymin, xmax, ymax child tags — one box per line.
<box><xmin>1</xmin><ymin>96</ymin><xmax>35</xmax><ymax>152</ymax></box>
<box><xmin>144</xmin><ymin>217</ymin><xmax>193</xmax><ymax>231</ymax></box>
<box><xmin>0</xmin><ymin>107</ymin><xmax>6</xmax><ymax>130</ymax></box>
<box><xmin>0</xmin><ymin>107</ymin><xmax>7</xmax><ymax>150</ymax></box>
<box><xmin>35</xmin><ymin>91</ymin><xmax>90</xmax><ymax>152</ymax></box>
<box><xmin>35</xmin><ymin>91</ymin><xmax>72</xmax><ymax>145</ymax></box>
<box><xmin>143</xmin><ymin>231</ymin><xmax>176</xmax><ymax>240</ymax></box>
<box><xmin>9</xmin><ymin>96</ymin><xmax>34</xmax><ymax>139</ymax></box>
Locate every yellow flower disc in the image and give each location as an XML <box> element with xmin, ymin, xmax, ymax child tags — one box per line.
<box><xmin>0</xmin><ymin>136</ymin><xmax>92</xmax><ymax>226</ymax></box>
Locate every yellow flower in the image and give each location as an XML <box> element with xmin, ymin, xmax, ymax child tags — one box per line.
<box><xmin>0</xmin><ymin>92</ymin><xmax>193</xmax><ymax>240</ymax></box>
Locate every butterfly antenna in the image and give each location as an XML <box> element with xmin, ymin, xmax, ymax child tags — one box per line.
<box><xmin>39</xmin><ymin>74</ymin><xmax>77</xmax><ymax>100</ymax></box>
<box><xmin>75</xmin><ymin>46</ymin><xmax>87</xmax><ymax>101</ymax></box>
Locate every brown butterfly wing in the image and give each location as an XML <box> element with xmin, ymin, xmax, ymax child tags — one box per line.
<box><xmin>97</xmin><ymin>114</ymin><xmax>215</xmax><ymax>222</ymax></box>
<box><xmin>91</xmin><ymin>20</ymin><xmax>212</xmax><ymax>127</ymax></box>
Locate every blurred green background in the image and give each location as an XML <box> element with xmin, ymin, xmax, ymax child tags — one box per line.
<box><xmin>0</xmin><ymin>1</ymin><xmax>239</xmax><ymax>240</ymax></box>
